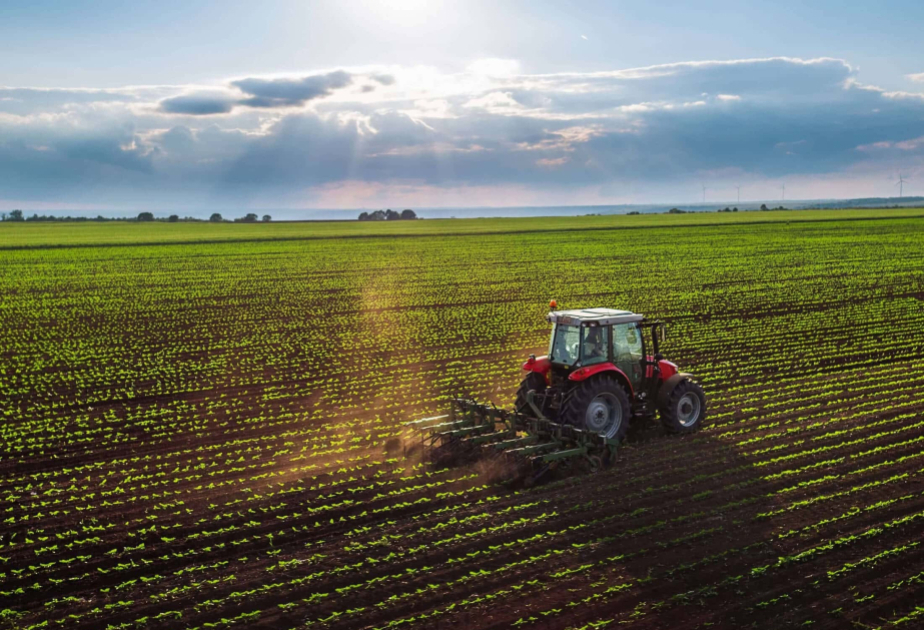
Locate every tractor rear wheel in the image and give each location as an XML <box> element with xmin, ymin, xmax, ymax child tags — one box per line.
<box><xmin>560</xmin><ymin>375</ymin><xmax>631</xmax><ymax>440</ymax></box>
<box><xmin>660</xmin><ymin>379</ymin><xmax>707</xmax><ymax>433</ymax></box>
<box><xmin>515</xmin><ymin>372</ymin><xmax>547</xmax><ymax>417</ymax></box>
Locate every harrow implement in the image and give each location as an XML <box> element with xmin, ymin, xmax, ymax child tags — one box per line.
<box><xmin>407</xmin><ymin>397</ymin><xmax>619</xmax><ymax>486</ymax></box>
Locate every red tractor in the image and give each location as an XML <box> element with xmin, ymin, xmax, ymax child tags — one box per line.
<box><xmin>515</xmin><ymin>304</ymin><xmax>706</xmax><ymax>439</ymax></box>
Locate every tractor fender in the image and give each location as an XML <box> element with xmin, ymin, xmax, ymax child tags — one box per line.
<box><xmin>522</xmin><ymin>355</ymin><xmax>551</xmax><ymax>375</ymax></box>
<box><xmin>658</xmin><ymin>359</ymin><xmax>679</xmax><ymax>380</ymax></box>
<box><xmin>568</xmin><ymin>363</ymin><xmax>634</xmax><ymax>397</ymax></box>
<box><xmin>658</xmin><ymin>372</ymin><xmax>694</xmax><ymax>409</ymax></box>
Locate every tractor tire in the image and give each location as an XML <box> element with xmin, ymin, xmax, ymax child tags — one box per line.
<box><xmin>560</xmin><ymin>375</ymin><xmax>631</xmax><ymax>440</ymax></box>
<box><xmin>659</xmin><ymin>378</ymin><xmax>707</xmax><ymax>434</ymax></box>
<box><xmin>515</xmin><ymin>372</ymin><xmax>547</xmax><ymax>417</ymax></box>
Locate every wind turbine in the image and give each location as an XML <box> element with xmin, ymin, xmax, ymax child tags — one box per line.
<box><xmin>735</xmin><ymin>185</ymin><xmax>741</xmax><ymax>204</ymax></box>
<box><xmin>701</xmin><ymin>183</ymin><xmax>707</xmax><ymax>203</ymax></box>
<box><xmin>896</xmin><ymin>173</ymin><xmax>907</xmax><ymax>198</ymax></box>
<box><xmin>780</xmin><ymin>184</ymin><xmax>786</xmax><ymax>202</ymax></box>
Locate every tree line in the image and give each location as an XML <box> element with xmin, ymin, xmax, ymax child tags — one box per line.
<box><xmin>358</xmin><ymin>209</ymin><xmax>417</xmax><ymax>221</ymax></box>
<box><xmin>1</xmin><ymin>210</ymin><xmax>272</xmax><ymax>223</ymax></box>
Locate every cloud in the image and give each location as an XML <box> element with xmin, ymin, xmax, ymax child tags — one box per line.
<box><xmin>4</xmin><ymin>56</ymin><xmax>924</xmax><ymax>209</ymax></box>
<box><xmin>463</xmin><ymin>91</ymin><xmax>524</xmax><ymax>114</ymax></box>
<box><xmin>372</xmin><ymin>74</ymin><xmax>396</xmax><ymax>86</ymax></box>
<box><xmin>157</xmin><ymin>126</ymin><xmax>196</xmax><ymax>153</ymax></box>
<box><xmin>154</xmin><ymin>71</ymin><xmax>356</xmax><ymax>116</ymax></box>
<box><xmin>881</xmin><ymin>90</ymin><xmax>924</xmax><ymax>102</ymax></box>
<box><xmin>856</xmin><ymin>136</ymin><xmax>924</xmax><ymax>152</ymax></box>
<box><xmin>231</xmin><ymin>70</ymin><xmax>353</xmax><ymax>108</ymax></box>
<box><xmin>159</xmin><ymin>92</ymin><xmax>237</xmax><ymax>115</ymax></box>
<box><xmin>537</xmin><ymin>156</ymin><xmax>569</xmax><ymax>167</ymax></box>
<box><xmin>908</xmin><ymin>73</ymin><xmax>924</xmax><ymax>83</ymax></box>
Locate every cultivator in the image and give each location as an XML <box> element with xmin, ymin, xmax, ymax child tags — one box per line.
<box><xmin>407</xmin><ymin>398</ymin><xmax>619</xmax><ymax>486</ymax></box>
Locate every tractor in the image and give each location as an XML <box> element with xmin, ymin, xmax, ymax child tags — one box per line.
<box><xmin>515</xmin><ymin>303</ymin><xmax>706</xmax><ymax>439</ymax></box>
<box><xmin>407</xmin><ymin>304</ymin><xmax>706</xmax><ymax>484</ymax></box>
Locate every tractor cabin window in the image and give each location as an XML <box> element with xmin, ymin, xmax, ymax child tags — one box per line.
<box><xmin>549</xmin><ymin>324</ymin><xmax>581</xmax><ymax>366</ymax></box>
<box><xmin>580</xmin><ymin>325</ymin><xmax>609</xmax><ymax>365</ymax></box>
<box><xmin>614</xmin><ymin>323</ymin><xmax>644</xmax><ymax>385</ymax></box>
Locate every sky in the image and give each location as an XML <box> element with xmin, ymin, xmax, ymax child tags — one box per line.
<box><xmin>2</xmin><ymin>0</ymin><xmax>924</xmax><ymax>215</ymax></box>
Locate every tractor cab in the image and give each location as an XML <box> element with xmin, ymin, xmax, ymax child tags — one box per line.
<box><xmin>536</xmin><ymin>307</ymin><xmax>675</xmax><ymax>397</ymax></box>
<box><xmin>518</xmin><ymin>303</ymin><xmax>704</xmax><ymax>440</ymax></box>
<box><xmin>546</xmin><ymin>308</ymin><xmax>647</xmax><ymax>389</ymax></box>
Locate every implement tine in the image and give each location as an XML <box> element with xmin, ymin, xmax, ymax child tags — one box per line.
<box><xmin>411</xmin><ymin>397</ymin><xmax>619</xmax><ymax>481</ymax></box>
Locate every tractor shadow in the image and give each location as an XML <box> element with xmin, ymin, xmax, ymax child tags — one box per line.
<box><xmin>623</xmin><ymin>414</ymin><xmax>672</xmax><ymax>444</ymax></box>
<box><xmin>500</xmin><ymin>419</ymin><xmax>790</xmax><ymax>629</ymax></box>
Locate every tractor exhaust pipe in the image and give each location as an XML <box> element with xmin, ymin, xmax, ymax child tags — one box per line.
<box><xmin>651</xmin><ymin>322</ymin><xmax>667</xmax><ymax>360</ymax></box>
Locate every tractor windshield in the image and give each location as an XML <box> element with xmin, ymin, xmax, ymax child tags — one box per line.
<box><xmin>549</xmin><ymin>324</ymin><xmax>581</xmax><ymax>365</ymax></box>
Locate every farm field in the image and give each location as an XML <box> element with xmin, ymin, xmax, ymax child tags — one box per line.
<box><xmin>2</xmin><ymin>210</ymin><xmax>924</xmax><ymax>629</ymax></box>
<box><xmin>4</xmin><ymin>206</ymin><xmax>924</xmax><ymax>248</ymax></box>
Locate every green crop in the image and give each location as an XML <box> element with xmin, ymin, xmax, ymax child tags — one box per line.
<box><xmin>1</xmin><ymin>210</ymin><xmax>923</xmax><ymax>629</ymax></box>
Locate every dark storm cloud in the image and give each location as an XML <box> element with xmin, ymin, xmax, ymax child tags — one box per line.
<box><xmin>159</xmin><ymin>93</ymin><xmax>236</xmax><ymax>115</ymax></box>
<box><xmin>155</xmin><ymin>71</ymin><xmax>355</xmax><ymax>116</ymax></box>
<box><xmin>231</xmin><ymin>70</ymin><xmax>353</xmax><ymax>108</ymax></box>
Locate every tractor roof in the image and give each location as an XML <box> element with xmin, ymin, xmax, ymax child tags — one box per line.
<box><xmin>547</xmin><ymin>308</ymin><xmax>644</xmax><ymax>326</ymax></box>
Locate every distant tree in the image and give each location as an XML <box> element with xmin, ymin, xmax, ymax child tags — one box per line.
<box><xmin>400</xmin><ymin>209</ymin><xmax>417</xmax><ymax>220</ymax></box>
<box><xmin>668</xmin><ymin>208</ymin><xmax>686</xmax><ymax>214</ymax></box>
<box><xmin>385</xmin><ymin>209</ymin><xmax>401</xmax><ymax>220</ymax></box>
<box><xmin>168</xmin><ymin>214</ymin><xmax>179</xmax><ymax>222</ymax></box>
<box><xmin>367</xmin><ymin>210</ymin><xmax>387</xmax><ymax>221</ymax></box>
<box><xmin>627</xmin><ymin>211</ymin><xmax>640</xmax><ymax>215</ymax></box>
<box><xmin>137</xmin><ymin>212</ymin><xmax>155</xmax><ymax>222</ymax></box>
<box><xmin>210</xmin><ymin>213</ymin><xmax>223</xmax><ymax>222</ymax></box>
<box><xmin>237</xmin><ymin>213</ymin><xmax>258</xmax><ymax>223</ymax></box>
<box><xmin>732</xmin><ymin>207</ymin><xmax>738</xmax><ymax>212</ymax></box>
<box><xmin>358</xmin><ymin>212</ymin><xmax>369</xmax><ymax>221</ymax></box>
<box><xmin>760</xmin><ymin>204</ymin><xmax>769</xmax><ymax>211</ymax></box>
<box><xmin>7</xmin><ymin>209</ymin><xmax>24</xmax><ymax>222</ymax></box>
<box><xmin>262</xmin><ymin>214</ymin><xmax>271</xmax><ymax>222</ymax></box>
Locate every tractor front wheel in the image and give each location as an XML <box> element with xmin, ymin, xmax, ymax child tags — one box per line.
<box><xmin>660</xmin><ymin>379</ymin><xmax>707</xmax><ymax>433</ymax></box>
<box><xmin>515</xmin><ymin>372</ymin><xmax>547</xmax><ymax>417</ymax></box>
<box><xmin>560</xmin><ymin>375</ymin><xmax>631</xmax><ymax>440</ymax></box>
